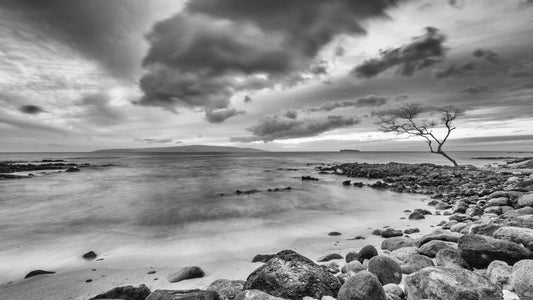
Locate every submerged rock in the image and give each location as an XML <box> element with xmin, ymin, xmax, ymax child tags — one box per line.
<box><xmin>90</xmin><ymin>284</ymin><xmax>150</xmax><ymax>300</ymax></box>
<box><xmin>168</xmin><ymin>266</ymin><xmax>205</xmax><ymax>283</ymax></box>
<box><xmin>244</xmin><ymin>250</ymin><xmax>341</xmax><ymax>300</ymax></box>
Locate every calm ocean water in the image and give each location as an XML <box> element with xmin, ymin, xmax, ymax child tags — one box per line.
<box><xmin>0</xmin><ymin>151</ymin><xmax>528</xmax><ymax>282</ymax></box>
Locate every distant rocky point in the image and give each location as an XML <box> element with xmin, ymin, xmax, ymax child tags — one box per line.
<box><xmin>93</xmin><ymin>145</ymin><xmax>266</xmax><ymax>153</ymax></box>
<box><xmin>340</xmin><ymin>149</ymin><xmax>360</xmax><ymax>152</ymax></box>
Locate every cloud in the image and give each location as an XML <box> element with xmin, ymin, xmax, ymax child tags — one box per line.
<box><xmin>460</xmin><ymin>84</ymin><xmax>490</xmax><ymax>94</ymax></box>
<box><xmin>79</xmin><ymin>92</ymin><xmax>123</xmax><ymax>125</ymax></box>
<box><xmin>244</xmin><ymin>95</ymin><xmax>253</xmax><ymax>103</ymax></box>
<box><xmin>432</xmin><ymin>62</ymin><xmax>475</xmax><ymax>79</ymax></box>
<box><xmin>19</xmin><ymin>105</ymin><xmax>44</xmax><ymax>114</ymax></box>
<box><xmin>232</xmin><ymin>115</ymin><xmax>360</xmax><ymax>142</ymax></box>
<box><xmin>135</xmin><ymin>138</ymin><xmax>174</xmax><ymax>144</ymax></box>
<box><xmin>0</xmin><ymin>0</ymin><xmax>154</xmax><ymax>80</ymax></box>
<box><xmin>305</xmin><ymin>95</ymin><xmax>388</xmax><ymax>112</ymax></box>
<box><xmin>473</xmin><ymin>49</ymin><xmax>501</xmax><ymax>64</ymax></box>
<box><xmin>0</xmin><ymin>113</ymin><xmax>67</xmax><ymax>134</ymax></box>
<box><xmin>138</xmin><ymin>0</ymin><xmax>403</xmax><ymax>120</ymax></box>
<box><xmin>351</xmin><ymin>27</ymin><xmax>447</xmax><ymax>78</ymax></box>
<box><xmin>395</xmin><ymin>94</ymin><xmax>409</xmax><ymax>101</ymax></box>
<box><xmin>204</xmin><ymin>107</ymin><xmax>245</xmax><ymax>123</ymax></box>
<box><xmin>284</xmin><ymin>109</ymin><xmax>298</xmax><ymax>120</ymax></box>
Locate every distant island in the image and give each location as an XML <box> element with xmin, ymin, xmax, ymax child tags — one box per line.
<box><xmin>93</xmin><ymin>145</ymin><xmax>266</xmax><ymax>153</ymax></box>
<box><xmin>340</xmin><ymin>149</ymin><xmax>361</xmax><ymax>152</ymax></box>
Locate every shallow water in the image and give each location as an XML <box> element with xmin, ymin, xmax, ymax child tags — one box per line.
<box><xmin>0</xmin><ymin>151</ymin><xmax>528</xmax><ymax>282</ymax></box>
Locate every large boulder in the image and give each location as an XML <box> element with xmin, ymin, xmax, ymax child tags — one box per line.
<box><xmin>168</xmin><ymin>266</ymin><xmax>205</xmax><ymax>283</ymax></box>
<box><xmin>418</xmin><ymin>240</ymin><xmax>457</xmax><ymax>258</ymax></box>
<box><xmin>234</xmin><ymin>290</ymin><xmax>284</xmax><ymax>300</ymax></box>
<box><xmin>358</xmin><ymin>245</ymin><xmax>378</xmax><ymax>263</ymax></box>
<box><xmin>493</xmin><ymin>226</ymin><xmax>533</xmax><ymax>250</ymax></box>
<box><xmin>389</xmin><ymin>247</ymin><xmax>418</xmax><ymax>263</ymax></box>
<box><xmin>404</xmin><ymin>267</ymin><xmax>503</xmax><ymax>300</ymax></box>
<box><xmin>486</xmin><ymin>260</ymin><xmax>512</xmax><ymax>290</ymax></box>
<box><xmin>381</xmin><ymin>237</ymin><xmax>415</xmax><ymax>251</ymax></box>
<box><xmin>337</xmin><ymin>271</ymin><xmax>386</xmax><ymax>300</ymax></box>
<box><xmin>415</xmin><ymin>233</ymin><xmax>459</xmax><ymax>247</ymax></box>
<box><xmin>146</xmin><ymin>289</ymin><xmax>221</xmax><ymax>300</ymax></box>
<box><xmin>244</xmin><ymin>250</ymin><xmax>341</xmax><ymax>300</ymax></box>
<box><xmin>90</xmin><ymin>284</ymin><xmax>151</xmax><ymax>300</ymax></box>
<box><xmin>341</xmin><ymin>261</ymin><xmax>365</xmax><ymax>274</ymax></box>
<box><xmin>511</xmin><ymin>259</ymin><xmax>533</xmax><ymax>300</ymax></box>
<box><xmin>381</xmin><ymin>228</ymin><xmax>403</xmax><ymax>238</ymax></box>
<box><xmin>435</xmin><ymin>249</ymin><xmax>469</xmax><ymax>269</ymax></box>
<box><xmin>458</xmin><ymin>234</ymin><xmax>533</xmax><ymax>268</ymax></box>
<box><xmin>367</xmin><ymin>255</ymin><xmax>402</xmax><ymax>285</ymax></box>
<box><xmin>317</xmin><ymin>253</ymin><xmax>343</xmax><ymax>262</ymax></box>
<box><xmin>207</xmin><ymin>280</ymin><xmax>245</xmax><ymax>300</ymax></box>
<box><xmin>517</xmin><ymin>193</ymin><xmax>533</xmax><ymax>207</ymax></box>
<box><xmin>400</xmin><ymin>254</ymin><xmax>433</xmax><ymax>274</ymax></box>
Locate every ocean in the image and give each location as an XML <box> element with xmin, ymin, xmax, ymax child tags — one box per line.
<box><xmin>0</xmin><ymin>151</ymin><xmax>528</xmax><ymax>282</ymax></box>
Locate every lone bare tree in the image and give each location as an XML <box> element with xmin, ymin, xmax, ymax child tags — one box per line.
<box><xmin>378</xmin><ymin>102</ymin><xmax>465</xmax><ymax>167</ymax></box>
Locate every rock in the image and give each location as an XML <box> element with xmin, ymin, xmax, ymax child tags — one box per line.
<box><xmin>493</xmin><ymin>226</ymin><xmax>533</xmax><ymax>250</ymax></box>
<box><xmin>345</xmin><ymin>252</ymin><xmax>359</xmax><ymax>263</ymax></box>
<box><xmin>342</xmin><ymin>180</ymin><xmax>351</xmax><ymax>186</ymax></box>
<box><xmin>486</xmin><ymin>197</ymin><xmax>510</xmax><ymax>207</ymax></box>
<box><xmin>24</xmin><ymin>270</ymin><xmax>55</xmax><ymax>279</ymax></box>
<box><xmin>442</xmin><ymin>220</ymin><xmax>458</xmax><ymax>229</ymax></box>
<box><xmin>458</xmin><ymin>234</ymin><xmax>533</xmax><ymax>268</ymax></box>
<box><xmin>83</xmin><ymin>251</ymin><xmax>97</xmax><ymax>260</ymax></box>
<box><xmin>65</xmin><ymin>167</ymin><xmax>80</xmax><ymax>172</ymax></box>
<box><xmin>90</xmin><ymin>284</ymin><xmax>151</xmax><ymax>300</ymax></box>
<box><xmin>435</xmin><ymin>202</ymin><xmax>452</xmax><ymax>210</ymax></box>
<box><xmin>382</xmin><ymin>284</ymin><xmax>404</xmax><ymax>299</ymax></box>
<box><xmin>414</xmin><ymin>208</ymin><xmax>432</xmax><ymax>215</ymax></box>
<box><xmin>168</xmin><ymin>266</ymin><xmax>205</xmax><ymax>283</ymax></box>
<box><xmin>389</xmin><ymin>247</ymin><xmax>419</xmax><ymax>263</ymax></box>
<box><xmin>415</xmin><ymin>232</ymin><xmax>459</xmax><ymax>247</ymax></box>
<box><xmin>301</xmin><ymin>176</ymin><xmax>319</xmax><ymax>181</ymax></box>
<box><xmin>341</xmin><ymin>261</ymin><xmax>365</xmax><ymax>274</ymax></box>
<box><xmin>337</xmin><ymin>271</ymin><xmax>386</xmax><ymax>300</ymax></box>
<box><xmin>404</xmin><ymin>267</ymin><xmax>502</xmax><ymax>300</ymax></box>
<box><xmin>380</xmin><ymin>228</ymin><xmax>403</xmax><ymax>238</ymax></box>
<box><xmin>484</xmin><ymin>206</ymin><xmax>502</xmax><ymax>215</ymax></box>
<box><xmin>146</xmin><ymin>289</ymin><xmax>221</xmax><ymax>300</ymax></box>
<box><xmin>328</xmin><ymin>231</ymin><xmax>342</xmax><ymax>236</ymax></box>
<box><xmin>511</xmin><ymin>259</ymin><xmax>533</xmax><ymax>300</ymax></box>
<box><xmin>244</xmin><ymin>250</ymin><xmax>341</xmax><ymax>299</ymax></box>
<box><xmin>418</xmin><ymin>240</ymin><xmax>457</xmax><ymax>258</ymax></box>
<box><xmin>486</xmin><ymin>260</ymin><xmax>512</xmax><ymax>290</ymax></box>
<box><xmin>317</xmin><ymin>253</ymin><xmax>343</xmax><ymax>262</ymax></box>
<box><xmin>400</xmin><ymin>254</ymin><xmax>433</xmax><ymax>274</ymax></box>
<box><xmin>470</xmin><ymin>223</ymin><xmax>502</xmax><ymax>236</ymax></box>
<box><xmin>403</xmin><ymin>228</ymin><xmax>419</xmax><ymax>234</ymax></box>
<box><xmin>207</xmin><ymin>280</ymin><xmax>245</xmax><ymax>300</ymax></box>
<box><xmin>407</xmin><ymin>212</ymin><xmax>424</xmax><ymax>220</ymax></box>
<box><xmin>452</xmin><ymin>201</ymin><xmax>469</xmax><ymax>214</ymax></box>
<box><xmin>450</xmin><ymin>222</ymin><xmax>468</xmax><ymax>233</ymax></box>
<box><xmin>252</xmin><ymin>254</ymin><xmax>275</xmax><ymax>263</ymax></box>
<box><xmin>367</xmin><ymin>255</ymin><xmax>402</xmax><ymax>285</ymax></box>
<box><xmin>234</xmin><ymin>290</ymin><xmax>284</xmax><ymax>300</ymax></box>
<box><xmin>435</xmin><ymin>249</ymin><xmax>469</xmax><ymax>269</ymax></box>
<box><xmin>517</xmin><ymin>193</ymin><xmax>533</xmax><ymax>207</ymax></box>
<box><xmin>325</xmin><ymin>262</ymin><xmax>340</xmax><ymax>274</ymax></box>
<box><xmin>358</xmin><ymin>245</ymin><xmax>378</xmax><ymax>263</ymax></box>
<box><xmin>448</xmin><ymin>213</ymin><xmax>471</xmax><ymax>222</ymax></box>
<box><xmin>504</xmin><ymin>206</ymin><xmax>533</xmax><ymax>217</ymax></box>
<box><xmin>381</xmin><ymin>237</ymin><xmax>415</xmax><ymax>251</ymax></box>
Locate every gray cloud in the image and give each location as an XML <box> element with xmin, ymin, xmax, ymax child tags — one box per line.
<box><xmin>138</xmin><ymin>0</ymin><xmax>404</xmax><ymax>121</ymax></box>
<box><xmin>135</xmin><ymin>138</ymin><xmax>174</xmax><ymax>144</ymax></box>
<box><xmin>232</xmin><ymin>115</ymin><xmax>360</xmax><ymax>142</ymax></box>
<box><xmin>305</xmin><ymin>95</ymin><xmax>388</xmax><ymax>112</ymax></box>
<box><xmin>460</xmin><ymin>84</ymin><xmax>490</xmax><ymax>94</ymax></box>
<box><xmin>79</xmin><ymin>92</ymin><xmax>123</xmax><ymax>125</ymax></box>
<box><xmin>351</xmin><ymin>27</ymin><xmax>446</xmax><ymax>78</ymax></box>
<box><xmin>284</xmin><ymin>109</ymin><xmax>298</xmax><ymax>120</ymax></box>
<box><xmin>244</xmin><ymin>95</ymin><xmax>253</xmax><ymax>103</ymax></box>
<box><xmin>473</xmin><ymin>49</ymin><xmax>501</xmax><ymax>64</ymax></box>
<box><xmin>432</xmin><ymin>62</ymin><xmax>475</xmax><ymax>79</ymax></box>
<box><xmin>19</xmin><ymin>104</ymin><xmax>44</xmax><ymax>114</ymax></box>
<box><xmin>204</xmin><ymin>107</ymin><xmax>245</xmax><ymax>123</ymax></box>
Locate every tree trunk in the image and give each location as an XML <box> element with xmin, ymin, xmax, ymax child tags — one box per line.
<box><xmin>437</xmin><ymin>150</ymin><xmax>459</xmax><ymax>167</ymax></box>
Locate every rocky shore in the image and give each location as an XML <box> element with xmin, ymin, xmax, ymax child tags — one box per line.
<box><xmin>0</xmin><ymin>160</ymin><xmax>110</xmax><ymax>179</ymax></box>
<box><xmin>5</xmin><ymin>159</ymin><xmax>533</xmax><ymax>300</ymax></box>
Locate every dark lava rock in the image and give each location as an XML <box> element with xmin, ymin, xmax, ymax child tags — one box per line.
<box><xmin>24</xmin><ymin>270</ymin><xmax>55</xmax><ymax>279</ymax></box>
<box><xmin>367</xmin><ymin>255</ymin><xmax>402</xmax><ymax>285</ymax></box>
<box><xmin>408</xmin><ymin>212</ymin><xmax>425</xmax><ymax>220</ymax></box>
<box><xmin>207</xmin><ymin>279</ymin><xmax>245</xmax><ymax>300</ymax></box>
<box><xmin>168</xmin><ymin>266</ymin><xmax>205</xmax><ymax>283</ymax></box>
<box><xmin>358</xmin><ymin>245</ymin><xmax>378</xmax><ymax>263</ymax></box>
<box><xmin>337</xmin><ymin>271</ymin><xmax>386</xmax><ymax>300</ymax></box>
<box><xmin>317</xmin><ymin>253</ymin><xmax>343</xmax><ymax>262</ymax></box>
<box><xmin>244</xmin><ymin>250</ymin><xmax>341</xmax><ymax>300</ymax></box>
<box><xmin>83</xmin><ymin>251</ymin><xmax>97</xmax><ymax>260</ymax></box>
<box><xmin>353</xmin><ymin>182</ymin><xmax>364</xmax><ymax>188</ymax></box>
<box><xmin>90</xmin><ymin>284</ymin><xmax>151</xmax><ymax>300</ymax></box>
<box><xmin>380</xmin><ymin>228</ymin><xmax>403</xmax><ymax>238</ymax></box>
<box><xmin>404</xmin><ymin>267</ymin><xmax>502</xmax><ymax>300</ymax></box>
<box><xmin>301</xmin><ymin>176</ymin><xmax>319</xmax><ymax>181</ymax></box>
<box><xmin>342</xmin><ymin>180</ymin><xmax>351</xmax><ymax>186</ymax></box>
<box><xmin>328</xmin><ymin>231</ymin><xmax>342</xmax><ymax>236</ymax></box>
<box><xmin>252</xmin><ymin>254</ymin><xmax>275</xmax><ymax>263</ymax></box>
<box><xmin>146</xmin><ymin>289</ymin><xmax>222</xmax><ymax>300</ymax></box>
<box><xmin>458</xmin><ymin>234</ymin><xmax>533</xmax><ymax>268</ymax></box>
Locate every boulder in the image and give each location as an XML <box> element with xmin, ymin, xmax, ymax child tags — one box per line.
<box><xmin>486</xmin><ymin>197</ymin><xmax>510</xmax><ymax>207</ymax></box>
<box><xmin>404</xmin><ymin>267</ymin><xmax>502</xmax><ymax>300</ymax></box>
<box><xmin>400</xmin><ymin>254</ymin><xmax>433</xmax><ymax>274</ymax></box>
<box><xmin>168</xmin><ymin>266</ymin><xmax>205</xmax><ymax>283</ymax></box>
<box><xmin>234</xmin><ymin>290</ymin><xmax>284</xmax><ymax>300</ymax></box>
<box><xmin>380</xmin><ymin>228</ymin><xmax>403</xmax><ymax>238</ymax></box>
<box><xmin>317</xmin><ymin>253</ymin><xmax>343</xmax><ymax>262</ymax></box>
<box><xmin>389</xmin><ymin>247</ymin><xmax>419</xmax><ymax>263</ymax></box>
<box><xmin>511</xmin><ymin>259</ymin><xmax>533</xmax><ymax>300</ymax></box>
<box><xmin>381</xmin><ymin>237</ymin><xmax>415</xmax><ymax>251</ymax></box>
<box><xmin>517</xmin><ymin>193</ymin><xmax>533</xmax><ymax>207</ymax></box>
<box><xmin>418</xmin><ymin>240</ymin><xmax>457</xmax><ymax>258</ymax></box>
<box><xmin>450</xmin><ymin>222</ymin><xmax>468</xmax><ymax>233</ymax></box>
<box><xmin>252</xmin><ymin>254</ymin><xmax>275</xmax><ymax>263</ymax></box>
<box><xmin>486</xmin><ymin>260</ymin><xmax>512</xmax><ymax>290</ymax></box>
<box><xmin>337</xmin><ymin>271</ymin><xmax>386</xmax><ymax>300</ymax></box>
<box><xmin>207</xmin><ymin>280</ymin><xmax>245</xmax><ymax>300</ymax></box>
<box><xmin>493</xmin><ymin>226</ymin><xmax>533</xmax><ymax>250</ymax></box>
<box><xmin>403</xmin><ymin>228</ymin><xmax>419</xmax><ymax>234</ymax></box>
<box><xmin>382</xmin><ymin>284</ymin><xmax>404</xmax><ymax>299</ymax></box>
<box><xmin>90</xmin><ymin>284</ymin><xmax>151</xmax><ymax>300</ymax></box>
<box><xmin>413</xmin><ymin>208</ymin><xmax>432</xmax><ymax>215</ymax></box>
<box><xmin>458</xmin><ymin>234</ymin><xmax>533</xmax><ymax>268</ymax></box>
<box><xmin>244</xmin><ymin>250</ymin><xmax>341</xmax><ymax>299</ymax></box>
<box><xmin>435</xmin><ymin>249</ymin><xmax>469</xmax><ymax>269</ymax></box>
<box><xmin>407</xmin><ymin>212</ymin><xmax>424</xmax><ymax>220</ymax></box>
<box><xmin>415</xmin><ymin>233</ymin><xmax>459</xmax><ymax>247</ymax></box>
<box><xmin>367</xmin><ymin>255</ymin><xmax>402</xmax><ymax>285</ymax></box>
<box><xmin>24</xmin><ymin>270</ymin><xmax>55</xmax><ymax>279</ymax></box>
<box><xmin>146</xmin><ymin>289</ymin><xmax>221</xmax><ymax>300</ymax></box>
<box><xmin>358</xmin><ymin>245</ymin><xmax>378</xmax><ymax>263</ymax></box>
<box><xmin>345</xmin><ymin>252</ymin><xmax>359</xmax><ymax>263</ymax></box>
<box><xmin>448</xmin><ymin>213</ymin><xmax>471</xmax><ymax>222</ymax></box>
<box><xmin>341</xmin><ymin>261</ymin><xmax>365</xmax><ymax>274</ymax></box>
<box><xmin>82</xmin><ymin>251</ymin><xmax>97</xmax><ymax>260</ymax></box>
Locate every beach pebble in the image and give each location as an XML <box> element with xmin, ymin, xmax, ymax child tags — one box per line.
<box><xmin>493</xmin><ymin>226</ymin><xmax>533</xmax><ymax>251</ymax></box>
<box><xmin>403</xmin><ymin>228</ymin><xmax>419</xmax><ymax>234</ymax></box>
<box><xmin>89</xmin><ymin>284</ymin><xmax>150</xmax><ymax>300</ymax></box>
<box><xmin>367</xmin><ymin>255</ymin><xmax>402</xmax><ymax>285</ymax></box>
<box><xmin>337</xmin><ymin>271</ymin><xmax>386</xmax><ymax>300</ymax></box>
<box><xmin>207</xmin><ymin>279</ymin><xmax>245</xmax><ymax>300</ymax></box>
<box><xmin>167</xmin><ymin>266</ymin><xmax>205</xmax><ymax>283</ymax></box>
<box><xmin>382</xmin><ymin>283</ymin><xmax>404</xmax><ymax>298</ymax></box>
<box><xmin>345</xmin><ymin>251</ymin><xmax>359</xmax><ymax>263</ymax></box>
<box><xmin>234</xmin><ymin>290</ymin><xmax>284</xmax><ymax>300</ymax></box>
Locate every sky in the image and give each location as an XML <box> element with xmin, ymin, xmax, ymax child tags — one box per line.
<box><xmin>0</xmin><ymin>0</ymin><xmax>532</xmax><ymax>152</ymax></box>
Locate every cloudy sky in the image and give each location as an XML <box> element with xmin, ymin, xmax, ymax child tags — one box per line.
<box><xmin>1</xmin><ymin>0</ymin><xmax>532</xmax><ymax>152</ymax></box>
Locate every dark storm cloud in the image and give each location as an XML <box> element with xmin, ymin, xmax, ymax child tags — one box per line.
<box><xmin>432</xmin><ymin>62</ymin><xmax>475</xmax><ymax>79</ymax></box>
<box><xmin>305</xmin><ymin>95</ymin><xmax>388</xmax><ymax>112</ymax></box>
<box><xmin>460</xmin><ymin>84</ymin><xmax>490</xmax><ymax>94</ymax></box>
<box><xmin>351</xmin><ymin>27</ymin><xmax>446</xmax><ymax>78</ymax></box>
<box><xmin>232</xmin><ymin>115</ymin><xmax>360</xmax><ymax>142</ymax></box>
<box><xmin>138</xmin><ymin>0</ymin><xmax>404</xmax><ymax>121</ymax></box>
<box><xmin>1</xmin><ymin>0</ymin><xmax>151</xmax><ymax>79</ymax></box>
<box><xmin>473</xmin><ymin>49</ymin><xmax>501</xmax><ymax>64</ymax></box>
<box><xmin>204</xmin><ymin>107</ymin><xmax>245</xmax><ymax>123</ymax></box>
<box><xmin>135</xmin><ymin>138</ymin><xmax>173</xmax><ymax>144</ymax></box>
<box><xmin>19</xmin><ymin>105</ymin><xmax>44</xmax><ymax>114</ymax></box>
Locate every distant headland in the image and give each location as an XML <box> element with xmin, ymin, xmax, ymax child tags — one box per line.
<box><xmin>93</xmin><ymin>145</ymin><xmax>266</xmax><ymax>153</ymax></box>
<box><xmin>339</xmin><ymin>149</ymin><xmax>361</xmax><ymax>152</ymax></box>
